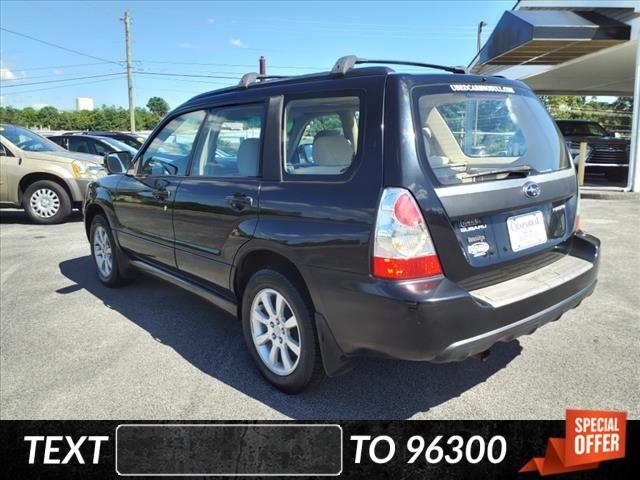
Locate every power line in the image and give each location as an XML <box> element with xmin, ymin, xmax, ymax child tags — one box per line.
<box><xmin>1</xmin><ymin>70</ymin><xmax>124</xmax><ymax>82</ymax></box>
<box><xmin>135</xmin><ymin>75</ymin><xmax>233</xmax><ymax>86</ymax></box>
<box><xmin>0</xmin><ymin>26</ymin><xmax>122</xmax><ymax>66</ymax></box>
<box><xmin>547</xmin><ymin>106</ymin><xmax>632</xmax><ymax>115</ymax></box>
<box><xmin>11</xmin><ymin>62</ymin><xmax>122</xmax><ymax>72</ymax></box>
<box><xmin>1</xmin><ymin>72</ymin><xmax>125</xmax><ymax>88</ymax></box>
<box><xmin>207</xmin><ymin>14</ymin><xmax>482</xmax><ymax>31</ymax></box>
<box><xmin>135</xmin><ymin>67</ymin><xmax>253</xmax><ymax>76</ymax></box>
<box><xmin>135</xmin><ymin>60</ymin><xmax>323</xmax><ymax>70</ymax></box>
<box><xmin>208</xmin><ymin>22</ymin><xmax>478</xmax><ymax>40</ymax></box>
<box><xmin>134</xmin><ymin>71</ymin><xmax>241</xmax><ymax>80</ymax></box>
<box><xmin>1</xmin><ymin>76</ymin><xmax>125</xmax><ymax>96</ymax></box>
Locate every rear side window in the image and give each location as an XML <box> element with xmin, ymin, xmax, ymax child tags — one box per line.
<box><xmin>48</xmin><ymin>137</ymin><xmax>66</xmax><ymax>149</ymax></box>
<box><xmin>191</xmin><ymin>104</ymin><xmax>264</xmax><ymax>177</ymax></box>
<box><xmin>141</xmin><ymin>110</ymin><xmax>205</xmax><ymax>176</ymax></box>
<box><xmin>68</xmin><ymin>137</ymin><xmax>95</xmax><ymax>155</ymax></box>
<box><xmin>284</xmin><ymin>96</ymin><xmax>360</xmax><ymax>176</ymax></box>
<box><xmin>415</xmin><ymin>87</ymin><xmax>569</xmax><ymax>186</ymax></box>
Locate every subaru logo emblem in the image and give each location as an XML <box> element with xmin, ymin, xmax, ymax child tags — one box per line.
<box><xmin>523</xmin><ymin>182</ymin><xmax>541</xmax><ymax>198</ymax></box>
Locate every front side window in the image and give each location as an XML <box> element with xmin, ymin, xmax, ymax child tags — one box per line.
<box><xmin>191</xmin><ymin>104</ymin><xmax>264</xmax><ymax>177</ymax></box>
<box><xmin>284</xmin><ymin>96</ymin><xmax>360</xmax><ymax>176</ymax></box>
<box><xmin>415</xmin><ymin>87</ymin><xmax>569</xmax><ymax>186</ymax></box>
<box><xmin>141</xmin><ymin>110</ymin><xmax>205</xmax><ymax>176</ymax></box>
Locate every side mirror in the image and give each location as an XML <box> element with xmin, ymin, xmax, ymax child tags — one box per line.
<box><xmin>0</xmin><ymin>143</ymin><xmax>8</xmax><ymax>156</ymax></box>
<box><xmin>104</xmin><ymin>151</ymin><xmax>133</xmax><ymax>174</ymax></box>
<box><xmin>297</xmin><ymin>143</ymin><xmax>314</xmax><ymax>163</ymax></box>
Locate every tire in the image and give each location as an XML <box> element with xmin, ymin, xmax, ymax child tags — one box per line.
<box><xmin>89</xmin><ymin>214</ymin><xmax>133</xmax><ymax>287</ymax></box>
<box><xmin>241</xmin><ymin>269</ymin><xmax>325</xmax><ymax>393</ymax></box>
<box><xmin>23</xmin><ymin>180</ymin><xmax>72</xmax><ymax>224</ymax></box>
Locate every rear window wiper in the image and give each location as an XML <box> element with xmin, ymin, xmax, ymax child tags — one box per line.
<box><xmin>465</xmin><ymin>165</ymin><xmax>532</xmax><ymax>179</ymax></box>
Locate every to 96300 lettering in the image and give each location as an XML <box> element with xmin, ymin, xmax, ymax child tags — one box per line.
<box><xmin>351</xmin><ymin>434</ymin><xmax>507</xmax><ymax>465</ymax></box>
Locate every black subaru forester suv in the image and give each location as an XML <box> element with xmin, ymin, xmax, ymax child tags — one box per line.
<box><xmin>84</xmin><ymin>56</ymin><xmax>600</xmax><ymax>393</ymax></box>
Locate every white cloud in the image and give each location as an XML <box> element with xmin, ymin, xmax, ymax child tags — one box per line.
<box><xmin>207</xmin><ymin>18</ymin><xmax>215</xmax><ymax>24</ymax></box>
<box><xmin>229</xmin><ymin>38</ymin><xmax>248</xmax><ymax>49</ymax></box>
<box><xmin>0</xmin><ymin>67</ymin><xmax>17</xmax><ymax>80</ymax></box>
<box><xmin>52</xmin><ymin>68</ymin><xmax>64</xmax><ymax>75</ymax></box>
<box><xmin>0</xmin><ymin>60</ymin><xmax>26</xmax><ymax>81</ymax></box>
<box><xmin>32</xmin><ymin>103</ymin><xmax>48</xmax><ymax>110</ymax></box>
<box><xmin>176</xmin><ymin>42</ymin><xmax>200</xmax><ymax>49</ymax></box>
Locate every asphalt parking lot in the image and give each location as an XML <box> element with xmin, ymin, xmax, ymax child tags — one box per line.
<box><xmin>1</xmin><ymin>197</ymin><xmax>638</xmax><ymax>420</ymax></box>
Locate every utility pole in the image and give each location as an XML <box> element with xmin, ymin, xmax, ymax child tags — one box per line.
<box><xmin>122</xmin><ymin>11</ymin><xmax>135</xmax><ymax>133</ymax></box>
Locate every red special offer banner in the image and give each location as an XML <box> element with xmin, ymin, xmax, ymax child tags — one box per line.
<box><xmin>520</xmin><ymin>409</ymin><xmax>627</xmax><ymax>476</ymax></box>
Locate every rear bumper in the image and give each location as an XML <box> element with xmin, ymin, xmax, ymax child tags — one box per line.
<box><xmin>309</xmin><ymin>232</ymin><xmax>600</xmax><ymax>365</ymax></box>
<box><xmin>432</xmin><ymin>279</ymin><xmax>595</xmax><ymax>362</ymax></box>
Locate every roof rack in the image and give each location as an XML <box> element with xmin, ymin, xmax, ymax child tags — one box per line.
<box><xmin>331</xmin><ymin>55</ymin><xmax>466</xmax><ymax>76</ymax></box>
<box><xmin>237</xmin><ymin>72</ymin><xmax>290</xmax><ymax>88</ymax></box>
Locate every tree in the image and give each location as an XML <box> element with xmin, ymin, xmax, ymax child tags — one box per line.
<box><xmin>36</xmin><ymin>106</ymin><xmax>59</xmax><ymax>128</ymax></box>
<box><xmin>540</xmin><ymin>95</ymin><xmax>633</xmax><ymax>137</ymax></box>
<box><xmin>146</xmin><ymin>97</ymin><xmax>170</xmax><ymax>117</ymax></box>
<box><xmin>19</xmin><ymin>107</ymin><xmax>39</xmax><ymax>128</ymax></box>
<box><xmin>611</xmin><ymin>97</ymin><xmax>632</xmax><ymax>112</ymax></box>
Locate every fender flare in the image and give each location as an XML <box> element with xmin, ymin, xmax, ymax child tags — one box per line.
<box><xmin>231</xmin><ymin>239</ymin><xmax>352</xmax><ymax>377</ymax></box>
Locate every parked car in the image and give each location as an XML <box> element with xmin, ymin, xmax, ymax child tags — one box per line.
<box><xmin>0</xmin><ymin>124</ymin><xmax>106</xmax><ymax>224</ymax></box>
<box><xmin>556</xmin><ymin>119</ymin><xmax>630</xmax><ymax>182</ymax></box>
<box><xmin>48</xmin><ymin>134</ymin><xmax>138</xmax><ymax>157</ymax></box>
<box><xmin>63</xmin><ymin>131</ymin><xmax>145</xmax><ymax>149</ymax></box>
<box><xmin>84</xmin><ymin>56</ymin><xmax>600</xmax><ymax>393</ymax></box>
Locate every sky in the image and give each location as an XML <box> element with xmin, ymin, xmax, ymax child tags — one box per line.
<box><xmin>0</xmin><ymin>0</ymin><xmax>513</xmax><ymax>111</ymax></box>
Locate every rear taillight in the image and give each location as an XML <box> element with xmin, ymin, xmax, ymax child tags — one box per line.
<box><xmin>372</xmin><ymin>187</ymin><xmax>442</xmax><ymax>280</ymax></box>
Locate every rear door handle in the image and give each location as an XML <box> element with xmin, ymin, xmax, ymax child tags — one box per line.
<box><xmin>225</xmin><ymin>193</ymin><xmax>253</xmax><ymax>210</ymax></box>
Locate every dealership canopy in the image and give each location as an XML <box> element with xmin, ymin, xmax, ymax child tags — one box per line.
<box><xmin>469</xmin><ymin>0</ymin><xmax>640</xmax><ymax>191</ymax></box>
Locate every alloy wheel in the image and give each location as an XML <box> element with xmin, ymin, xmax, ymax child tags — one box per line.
<box><xmin>250</xmin><ymin>288</ymin><xmax>301</xmax><ymax>376</ymax></box>
<box><xmin>93</xmin><ymin>226</ymin><xmax>113</xmax><ymax>278</ymax></box>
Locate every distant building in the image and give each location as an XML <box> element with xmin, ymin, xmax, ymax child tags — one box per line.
<box><xmin>76</xmin><ymin>97</ymin><xmax>94</xmax><ymax>111</ymax></box>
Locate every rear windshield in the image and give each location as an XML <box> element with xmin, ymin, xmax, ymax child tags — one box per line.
<box><xmin>414</xmin><ymin>86</ymin><xmax>570</xmax><ymax>186</ymax></box>
<box><xmin>556</xmin><ymin>121</ymin><xmax>608</xmax><ymax>137</ymax></box>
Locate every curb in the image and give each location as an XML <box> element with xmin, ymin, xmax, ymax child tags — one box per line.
<box><xmin>580</xmin><ymin>189</ymin><xmax>639</xmax><ymax>200</ymax></box>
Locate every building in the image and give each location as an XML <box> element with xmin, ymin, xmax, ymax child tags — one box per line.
<box><xmin>469</xmin><ymin>0</ymin><xmax>640</xmax><ymax>192</ymax></box>
<box><xmin>76</xmin><ymin>97</ymin><xmax>94</xmax><ymax>111</ymax></box>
